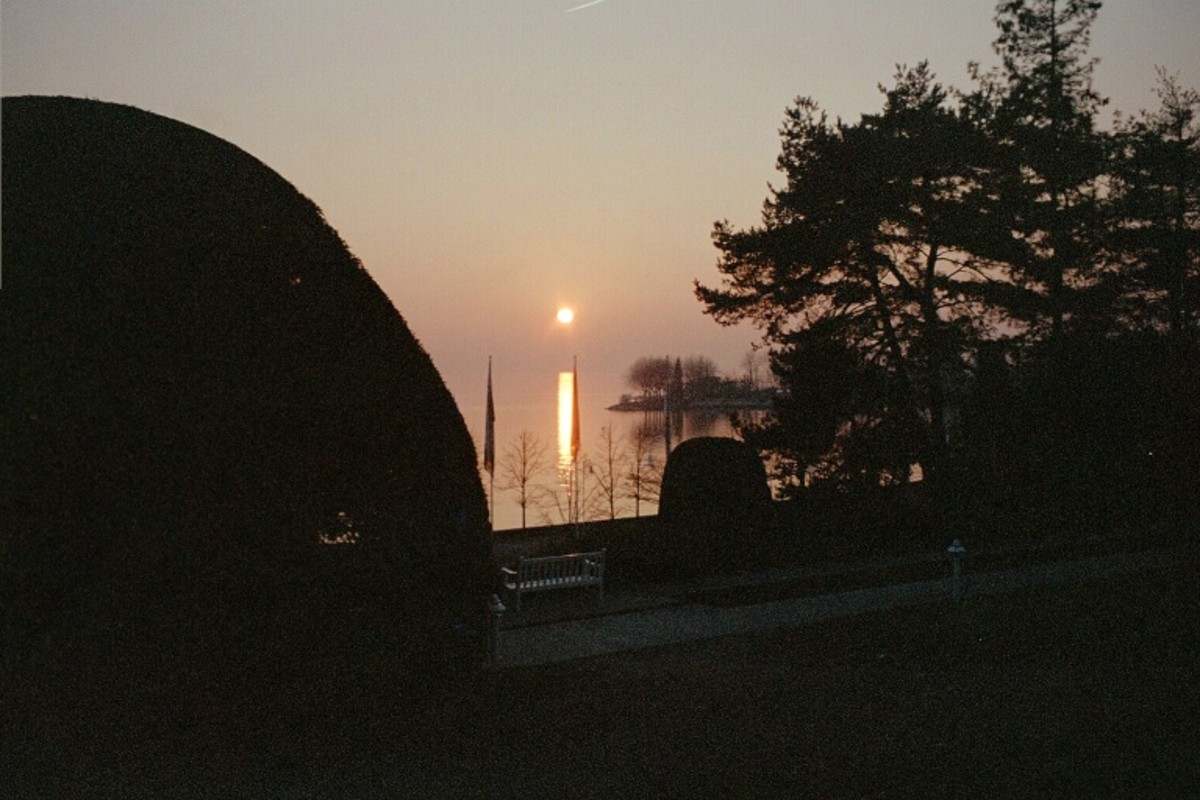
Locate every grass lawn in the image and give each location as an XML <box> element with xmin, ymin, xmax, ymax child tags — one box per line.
<box><xmin>6</xmin><ymin>559</ymin><xmax>1198</xmax><ymax>798</ymax></box>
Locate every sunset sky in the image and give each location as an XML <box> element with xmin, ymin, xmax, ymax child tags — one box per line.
<box><xmin>5</xmin><ymin>0</ymin><xmax>1199</xmax><ymax>416</ymax></box>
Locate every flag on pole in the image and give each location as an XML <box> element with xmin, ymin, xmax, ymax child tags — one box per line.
<box><xmin>570</xmin><ymin>356</ymin><xmax>581</xmax><ymax>463</ymax></box>
<box><xmin>483</xmin><ymin>356</ymin><xmax>495</xmax><ymax>475</ymax></box>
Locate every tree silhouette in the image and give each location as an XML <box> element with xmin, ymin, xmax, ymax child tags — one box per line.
<box><xmin>979</xmin><ymin>0</ymin><xmax>1107</xmax><ymax>341</ymax></box>
<box><xmin>626</xmin><ymin>356</ymin><xmax>672</xmax><ymax>399</ymax></box>
<box><xmin>738</xmin><ymin>350</ymin><xmax>768</xmax><ymax>390</ymax></box>
<box><xmin>695</xmin><ymin>3</ymin><xmax>1197</xmax><ymax>540</ymax></box>
<box><xmin>623</xmin><ymin>422</ymin><xmax>663</xmax><ymax>517</ymax></box>
<box><xmin>683</xmin><ymin>355</ymin><xmax>719</xmax><ymax>388</ymax></box>
<box><xmin>697</xmin><ymin>64</ymin><xmax>1007</xmax><ymax>489</ymax></box>
<box><xmin>737</xmin><ymin>335</ymin><xmax>864</xmax><ymax>493</ymax></box>
<box><xmin>1109</xmin><ymin>68</ymin><xmax>1200</xmax><ymax>344</ymax></box>
<box><xmin>497</xmin><ymin>430</ymin><xmax>550</xmax><ymax>529</ymax></box>
<box><xmin>586</xmin><ymin>425</ymin><xmax>629</xmax><ymax>520</ymax></box>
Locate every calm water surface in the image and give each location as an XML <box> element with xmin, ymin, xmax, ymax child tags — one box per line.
<box><xmin>454</xmin><ymin>367</ymin><xmax>741</xmax><ymax>530</ymax></box>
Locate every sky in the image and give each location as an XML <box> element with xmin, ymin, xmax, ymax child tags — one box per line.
<box><xmin>4</xmin><ymin>0</ymin><xmax>1199</xmax><ymax>422</ymax></box>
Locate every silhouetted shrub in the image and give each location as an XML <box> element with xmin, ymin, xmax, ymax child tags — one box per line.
<box><xmin>1</xmin><ymin>96</ymin><xmax>489</xmax><ymax>688</ymax></box>
<box><xmin>956</xmin><ymin>330</ymin><xmax>1199</xmax><ymax>541</ymax></box>
<box><xmin>657</xmin><ymin>437</ymin><xmax>772</xmax><ymax>576</ymax></box>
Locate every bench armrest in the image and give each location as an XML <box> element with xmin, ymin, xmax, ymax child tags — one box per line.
<box><xmin>500</xmin><ymin>566</ymin><xmax>518</xmax><ymax>591</ymax></box>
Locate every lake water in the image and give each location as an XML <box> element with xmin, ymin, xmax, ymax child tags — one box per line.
<box><xmin>451</xmin><ymin>366</ymin><xmax>743</xmax><ymax>531</ymax></box>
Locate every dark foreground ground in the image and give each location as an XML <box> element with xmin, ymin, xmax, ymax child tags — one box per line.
<box><xmin>5</xmin><ymin>558</ymin><xmax>1198</xmax><ymax>798</ymax></box>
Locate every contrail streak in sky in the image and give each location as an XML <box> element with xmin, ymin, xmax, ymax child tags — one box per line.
<box><xmin>565</xmin><ymin>0</ymin><xmax>607</xmax><ymax>12</ymax></box>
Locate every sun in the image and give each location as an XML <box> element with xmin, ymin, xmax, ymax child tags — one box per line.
<box><xmin>556</xmin><ymin>306</ymin><xmax>575</xmax><ymax>325</ymax></box>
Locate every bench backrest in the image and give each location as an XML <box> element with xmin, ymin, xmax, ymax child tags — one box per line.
<box><xmin>518</xmin><ymin>550</ymin><xmax>604</xmax><ymax>585</ymax></box>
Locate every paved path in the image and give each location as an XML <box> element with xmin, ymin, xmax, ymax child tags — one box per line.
<box><xmin>493</xmin><ymin>547</ymin><xmax>1180</xmax><ymax>668</ymax></box>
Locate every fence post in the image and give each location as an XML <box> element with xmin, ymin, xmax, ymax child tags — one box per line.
<box><xmin>487</xmin><ymin>593</ymin><xmax>506</xmax><ymax>664</ymax></box>
<box><xmin>947</xmin><ymin>539</ymin><xmax>967</xmax><ymax>601</ymax></box>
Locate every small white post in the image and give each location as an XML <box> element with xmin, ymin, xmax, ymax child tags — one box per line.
<box><xmin>488</xmin><ymin>593</ymin><xmax>506</xmax><ymax>663</ymax></box>
<box><xmin>947</xmin><ymin>539</ymin><xmax>967</xmax><ymax>601</ymax></box>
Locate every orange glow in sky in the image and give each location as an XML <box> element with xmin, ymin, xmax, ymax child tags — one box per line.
<box><xmin>556</xmin><ymin>307</ymin><xmax>575</xmax><ymax>325</ymax></box>
<box><xmin>2</xmin><ymin>0</ymin><xmax>1194</xmax><ymax>417</ymax></box>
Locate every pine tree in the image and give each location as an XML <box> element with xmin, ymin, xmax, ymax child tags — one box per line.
<box><xmin>985</xmin><ymin>0</ymin><xmax>1107</xmax><ymax>341</ymax></box>
<box><xmin>1110</xmin><ymin>68</ymin><xmax>1200</xmax><ymax>345</ymax></box>
<box><xmin>697</xmin><ymin>65</ymin><xmax>1006</xmax><ymax>488</ymax></box>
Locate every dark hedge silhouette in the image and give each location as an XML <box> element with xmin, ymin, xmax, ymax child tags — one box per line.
<box><xmin>657</xmin><ymin>436</ymin><xmax>772</xmax><ymax>575</ymax></box>
<box><xmin>1</xmin><ymin>96</ymin><xmax>489</xmax><ymax>679</ymax></box>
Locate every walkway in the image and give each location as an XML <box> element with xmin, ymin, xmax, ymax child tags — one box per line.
<box><xmin>492</xmin><ymin>547</ymin><xmax>1180</xmax><ymax>668</ymax></box>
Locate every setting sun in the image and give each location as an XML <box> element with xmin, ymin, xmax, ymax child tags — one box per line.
<box><xmin>556</xmin><ymin>307</ymin><xmax>575</xmax><ymax>325</ymax></box>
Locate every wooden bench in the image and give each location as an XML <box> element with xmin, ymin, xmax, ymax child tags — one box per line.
<box><xmin>500</xmin><ymin>549</ymin><xmax>606</xmax><ymax>612</ymax></box>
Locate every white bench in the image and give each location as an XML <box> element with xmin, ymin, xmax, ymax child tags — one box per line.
<box><xmin>501</xmin><ymin>549</ymin><xmax>606</xmax><ymax>612</ymax></box>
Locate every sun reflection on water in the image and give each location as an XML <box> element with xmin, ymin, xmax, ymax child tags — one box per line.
<box><xmin>557</xmin><ymin>371</ymin><xmax>574</xmax><ymax>473</ymax></box>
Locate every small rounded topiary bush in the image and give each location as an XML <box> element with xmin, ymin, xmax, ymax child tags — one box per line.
<box><xmin>656</xmin><ymin>436</ymin><xmax>772</xmax><ymax>576</ymax></box>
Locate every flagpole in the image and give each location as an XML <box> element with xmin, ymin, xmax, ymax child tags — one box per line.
<box><xmin>571</xmin><ymin>355</ymin><xmax>581</xmax><ymax>530</ymax></box>
<box><xmin>663</xmin><ymin>354</ymin><xmax>672</xmax><ymax>465</ymax></box>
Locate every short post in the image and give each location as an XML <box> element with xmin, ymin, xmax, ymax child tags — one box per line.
<box><xmin>946</xmin><ymin>539</ymin><xmax>967</xmax><ymax>601</ymax></box>
<box><xmin>487</xmin><ymin>593</ymin><xmax>506</xmax><ymax>664</ymax></box>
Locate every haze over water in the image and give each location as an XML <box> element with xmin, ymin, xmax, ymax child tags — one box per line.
<box><xmin>4</xmin><ymin>1</ymin><xmax>1195</xmax><ymax>530</ymax></box>
<box><xmin>465</xmin><ymin>364</ymin><xmax>739</xmax><ymax>531</ymax></box>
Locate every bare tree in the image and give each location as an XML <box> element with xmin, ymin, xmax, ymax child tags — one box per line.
<box><xmin>533</xmin><ymin>482</ymin><xmax>571</xmax><ymax>526</ymax></box>
<box><xmin>740</xmin><ymin>349</ymin><xmax>767</xmax><ymax>390</ymax></box>
<box><xmin>626</xmin><ymin>356</ymin><xmax>672</xmax><ymax>399</ymax></box>
<box><xmin>534</xmin><ymin>459</ymin><xmax>591</xmax><ymax>525</ymax></box>
<box><xmin>682</xmin><ymin>355</ymin><xmax>719</xmax><ymax>386</ymax></box>
<box><xmin>497</xmin><ymin>430</ymin><xmax>548</xmax><ymax>529</ymax></box>
<box><xmin>623</xmin><ymin>421</ymin><xmax>663</xmax><ymax>517</ymax></box>
<box><xmin>586</xmin><ymin>424</ymin><xmax>629</xmax><ymax>520</ymax></box>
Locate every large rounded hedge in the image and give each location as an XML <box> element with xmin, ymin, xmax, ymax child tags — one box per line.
<box><xmin>1</xmin><ymin>96</ymin><xmax>489</xmax><ymax>661</ymax></box>
<box><xmin>657</xmin><ymin>436</ymin><xmax>772</xmax><ymax>573</ymax></box>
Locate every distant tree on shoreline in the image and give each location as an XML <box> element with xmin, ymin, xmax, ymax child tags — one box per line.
<box><xmin>618</xmin><ymin>353</ymin><xmax>775</xmax><ymax>410</ymax></box>
<box><xmin>626</xmin><ymin>356</ymin><xmax>672</xmax><ymax>400</ymax></box>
